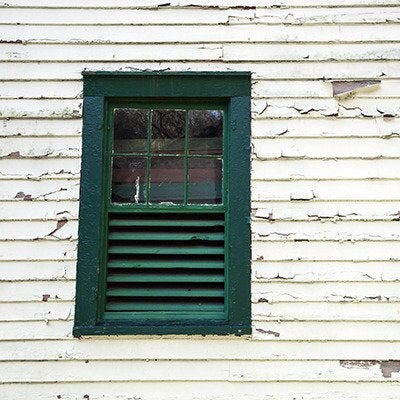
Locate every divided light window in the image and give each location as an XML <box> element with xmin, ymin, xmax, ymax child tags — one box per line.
<box><xmin>74</xmin><ymin>72</ymin><xmax>251</xmax><ymax>335</ymax></box>
<box><xmin>106</xmin><ymin>103</ymin><xmax>226</xmax><ymax>322</ymax></box>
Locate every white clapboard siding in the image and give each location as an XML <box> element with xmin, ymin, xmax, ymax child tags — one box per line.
<box><xmin>249</xmin><ymin>7</ymin><xmax>400</xmax><ymax>24</ymax></box>
<box><xmin>2</xmin><ymin>61</ymin><xmax>400</xmax><ymax>80</ymax></box>
<box><xmin>0</xmin><ymin>200</ymin><xmax>79</xmax><ymax>220</ymax></box>
<box><xmin>0</xmin><ymin>320</ymin><xmax>73</xmax><ymax>340</ymax></box>
<box><xmin>253</xmin><ymin>201</ymin><xmax>400</xmax><ymax>221</ymax></box>
<box><xmin>1</xmin><ymin>43</ymin><xmax>399</xmax><ymax>63</ymax></box>
<box><xmin>252</xmin><ymin>159</ymin><xmax>400</xmax><ymax>179</ymax></box>
<box><xmin>252</xmin><ymin>260</ymin><xmax>400</xmax><ymax>282</ymax></box>
<box><xmin>0</xmin><ymin>220</ymin><xmax>78</xmax><ymax>240</ymax></box>
<box><xmin>0</xmin><ymin>280</ymin><xmax>76</xmax><ymax>302</ymax></box>
<box><xmin>2</xmin><ymin>0</ymin><xmax>400</xmax><ymax>7</ymax></box>
<box><xmin>252</xmin><ymin>281</ymin><xmax>400</xmax><ymax>302</ymax></box>
<box><xmin>253</xmin><ymin>321</ymin><xmax>400</xmax><ymax>341</ymax></box>
<box><xmin>252</xmin><ymin>180</ymin><xmax>400</xmax><ymax>201</ymax></box>
<box><xmin>253</xmin><ymin>79</ymin><xmax>400</xmax><ymax>99</ymax></box>
<box><xmin>0</xmin><ymin>180</ymin><xmax>79</xmax><ymax>201</ymax></box>
<box><xmin>0</xmin><ymin>43</ymin><xmax>223</xmax><ymax>62</ymax></box>
<box><xmin>0</xmin><ymin>99</ymin><xmax>82</xmax><ymax>119</ymax></box>
<box><xmin>252</xmin><ymin>137</ymin><xmax>400</xmax><ymax>159</ymax></box>
<box><xmin>252</xmin><ymin>220</ymin><xmax>400</xmax><ymax>241</ymax></box>
<box><xmin>253</xmin><ymin>98</ymin><xmax>400</xmax><ymax>118</ymax></box>
<box><xmin>224</xmin><ymin>43</ymin><xmax>400</xmax><ymax>61</ymax></box>
<box><xmin>0</xmin><ymin>7</ymin><xmax>255</xmax><ymax>25</ymax></box>
<box><xmin>2</xmin><ymin>382</ymin><xmax>400</xmax><ymax>400</ymax></box>
<box><xmin>2</xmin><ymin>24</ymin><xmax>400</xmax><ymax>44</ymax></box>
<box><xmin>3</xmin><ymin>339</ymin><xmax>400</xmax><ymax>361</ymax></box>
<box><xmin>1</xmin><ymin>5</ymin><xmax>399</xmax><ymax>24</ymax></box>
<box><xmin>2</xmin><ymin>1</ymin><xmax>400</xmax><ymax>399</ymax></box>
<box><xmin>252</xmin><ymin>118</ymin><xmax>400</xmax><ymax>138</ymax></box>
<box><xmin>0</xmin><ymin>301</ymin><xmax>74</xmax><ymax>321</ymax></box>
<box><xmin>0</xmin><ymin>119</ymin><xmax>82</xmax><ymax>137</ymax></box>
<box><xmin>0</xmin><ymin>80</ymin><xmax>83</xmax><ymax>99</ymax></box>
<box><xmin>0</xmin><ymin>158</ymin><xmax>80</xmax><ymax>179</ymax></box>
<box><xmin>3</xmin><ymin>78</ymin><xmax>400</xmax><ymax>101</ymax></box>
<box><xmin>0</xmin><ymin>261</ymin><xmax>76</xmax><ymax>281</ymax></box>
<box><xmin>3</xmin><ymin>382</ymin><xmax>400</xmax><ymax>400</ymax></box>
<box><xmin>0</xmin><ymin>136</ymin><xmax>81</xmax><ymax>157</ymax></box>
<box><xmin>253</xmin><ymin>301</ymin><xmax>400</xmax><ymax>322</ymax></box>
<box><xmin>2</xmin><ymin>359</ymin><xmax>399</xmax><ymax>383</ymax></box>
<box><xmin>0</xmin><ymin>240</ymin><xmax>77</xmax><ymax>261</ymax></box>
<box><xmin>252</xmin><ymin>241</ymin><xmax>400</xmax><ymax>261</ymax></box>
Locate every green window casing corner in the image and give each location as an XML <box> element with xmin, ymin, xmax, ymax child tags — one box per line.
<box><xmin>74</xmin><ymin>72</ymin><xmax>251</xmax><ymax>336</ymax></box>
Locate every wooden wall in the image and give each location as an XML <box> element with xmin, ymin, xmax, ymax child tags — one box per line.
<box><xmin>1</xmin><ymin>0</ymin><xmax>400</xmax><ymax>398</ymax></box>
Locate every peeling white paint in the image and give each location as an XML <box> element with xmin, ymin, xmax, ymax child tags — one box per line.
<box><xmin>2</xmin><ymin>1</ymin><xmax>400</xmax><ymax>399</ymax></box>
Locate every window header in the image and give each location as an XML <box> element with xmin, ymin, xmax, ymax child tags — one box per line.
<box><xmin>82</xmin><ymin>71</ymin><xmax>252</xmax><ymax>98</ymax></box>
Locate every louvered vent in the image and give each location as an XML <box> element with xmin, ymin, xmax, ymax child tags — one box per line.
<box><xmin>104</xmin><ymin>212</ymin><xmax>225</xmax><ymax>319</ymax></box>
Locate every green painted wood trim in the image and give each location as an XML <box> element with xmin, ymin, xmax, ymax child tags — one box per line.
<box><xmin>73</xmin><ymin>96</ymin><xmax>105</xmax><ymax>330</ymax></box>
<box><xmin>74</xmin><ymin>72</ymin><xmax>251</xmax><ymax>337</ymax></box>
<box><xmin>74</xmin><ymin>324</ymin><xmax>251</xmax><ymax>336</ymax></box>
<box><xmin>83</xmin><ymin>72</ymin><xmax>251</xmax><ymax>98</ymax></box>
<box><xmin>226</xmin><ymin>96</ymin><xmax>252</xmax><ymax>329</ymax></box>
<box><xmin>83</xmin><ymin>71</ymin><xmax>250</xmax><ymax>76</ymax></box>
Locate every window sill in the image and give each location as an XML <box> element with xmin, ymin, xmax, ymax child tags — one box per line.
<box><xmin>73</xmin><ymin>323</ymin><xmax>252</xmax><ymax>337</ymax></box>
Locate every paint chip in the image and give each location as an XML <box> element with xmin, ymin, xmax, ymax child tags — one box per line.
<box><xmin>42</xmin><ymin>294</ymin><xmax>51</xmax><ymax>302</ymax></box>
<box><xmin>380</xmin><ymin>361</ymin><xmax>400</xmax><ymax>378</ymax></box>
<box><xmin>331</xmin><ymin>80</ymin><xmax>381</xmax><ymax>97</ymax></box>
<box><xmin>256</xmin><ymin>328</ymin><xmax>280</xmax><ymax>337</ymax></box>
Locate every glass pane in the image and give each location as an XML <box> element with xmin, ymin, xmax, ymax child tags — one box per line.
<box><xmin>150</xmin><ymin>157</ymin><xmax>184</xmax><ymax>204</ymax></box>
<box><xmin>112</xmin><ymin>157</ymin><xmax>147</xmax><ymax>204</ymax></box>
<box><xmin>113</xmin><ymin>108</ymin><xmax>148</xmax><ymax>154</ymax></box>
<box><xmin>151</xmin><ymin>109</ymin><xmax>185</xmax><ymax>154</ymax></box>
<box><xmin>189</xmin><ymin>110</ymin><xmax>223</xmax><ymax>155</ymax></box>
<box><xmin>188</xmin><ymin>158</ymin><xmax>222</xmax><ymax>204</ymax></box>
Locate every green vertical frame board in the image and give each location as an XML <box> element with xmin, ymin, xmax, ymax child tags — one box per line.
<box><xmin>74</xmin><ymin>72</ymin><xmax>251</xmax><ymax>336</ymax></box>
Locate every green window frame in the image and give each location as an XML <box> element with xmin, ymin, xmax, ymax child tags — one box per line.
<box><xmin>73</xmin><ymin>71</ymin><xmax>251</xmax><ymax>336</ymax></box>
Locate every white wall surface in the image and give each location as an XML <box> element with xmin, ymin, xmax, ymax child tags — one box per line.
<box><xmin>1</xmin><ymin>0</ymin><xmax>400</xmax><ymax>399</ymax></box>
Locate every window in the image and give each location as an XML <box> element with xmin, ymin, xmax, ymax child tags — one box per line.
<box><xmin>73</xmin><ymin>72</ymin><xmax>251</xmax><ymax>335</ymax></box>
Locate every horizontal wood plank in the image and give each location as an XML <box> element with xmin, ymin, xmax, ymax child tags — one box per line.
<box><xmin>1</xmin><ymin>381</ymin><xmax>400</xmax><ymax>400</ymax></box>
<box><xmin>2</xmin><ymin>24</ymin><xmax>400</xmax><ymax>44</ymax></box>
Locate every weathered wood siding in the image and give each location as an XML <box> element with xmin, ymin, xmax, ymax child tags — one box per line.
<box><xmin>1</xmin><ymin>0</ymin><xmax>400</xmax><ymax>398</ymax></box>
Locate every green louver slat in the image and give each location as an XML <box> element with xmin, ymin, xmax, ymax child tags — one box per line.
<box><xmin>109</xmin><ymin>232</ymin><xmax>224</xmax><ymax>241</ymax></box>
<box><xmin>106</xmin><ymin>302</ymin><xmax>224</xmax><ymax>312</ymax></box>
<box><xmin>109</xmin><ymin>219</ymin><xmax>224</xmax><ymax>227</ymax></box>
<box><xmin>107</xmin><ymin>273</ymin><xmax>224</xmax><ymax>283</ymax></box>
<box><xmin>108</xmin><ymin>246</ymin><xmax>224</xmax><ymax>255</ymax></box>
<box><xmin>107</xmin><ymin>260</ymin><xmax>224</xmax><ymax>269</ymax></box>
<box><xmin>107</xmin><ymin>288</ymin><xmax>224</xmax><ymax>297</ymax></box>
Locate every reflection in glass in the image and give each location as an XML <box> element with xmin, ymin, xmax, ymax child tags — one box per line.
<box><xmin>112</xmin><ymin>157</ymin><xmax>147</xmax><ymax>203</ymax></box>
<box><xmin>151</xmin><ymin>109</ymin><xmax>185</xmax><ymax>154</ymax></box>
<box><xmin>113</xmin><ymin>109</ymin><xmax>148</xmax><ymax>154</ymax></box>
<box><xmin>150</xmin><ymin>157</ymin><xmax>184</xmax><ymax>204</ymax></box>
<box><xmin>189</xmin><ymin>110</ymin><xmax>223</xmax><ymax>155</ymax></box>
<box><xmin>188</xmin><ymin>158</ymin><xmax>222</xmax><ymax>204</ymax></box>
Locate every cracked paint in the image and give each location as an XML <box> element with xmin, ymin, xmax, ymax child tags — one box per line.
<box><xmin>14</xmin><ymin>191</ymin><xmax>32</xmax><ymax>201</ymax></box>
<box><xmin>339</xmin><ymin>360</ymin><xmax>400</xmax><ymax>379</ymax></box>
<box><xmin>47</xmin><ymin>219</ymin><xmax>68</xmax><ymax>238</ymax></box>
